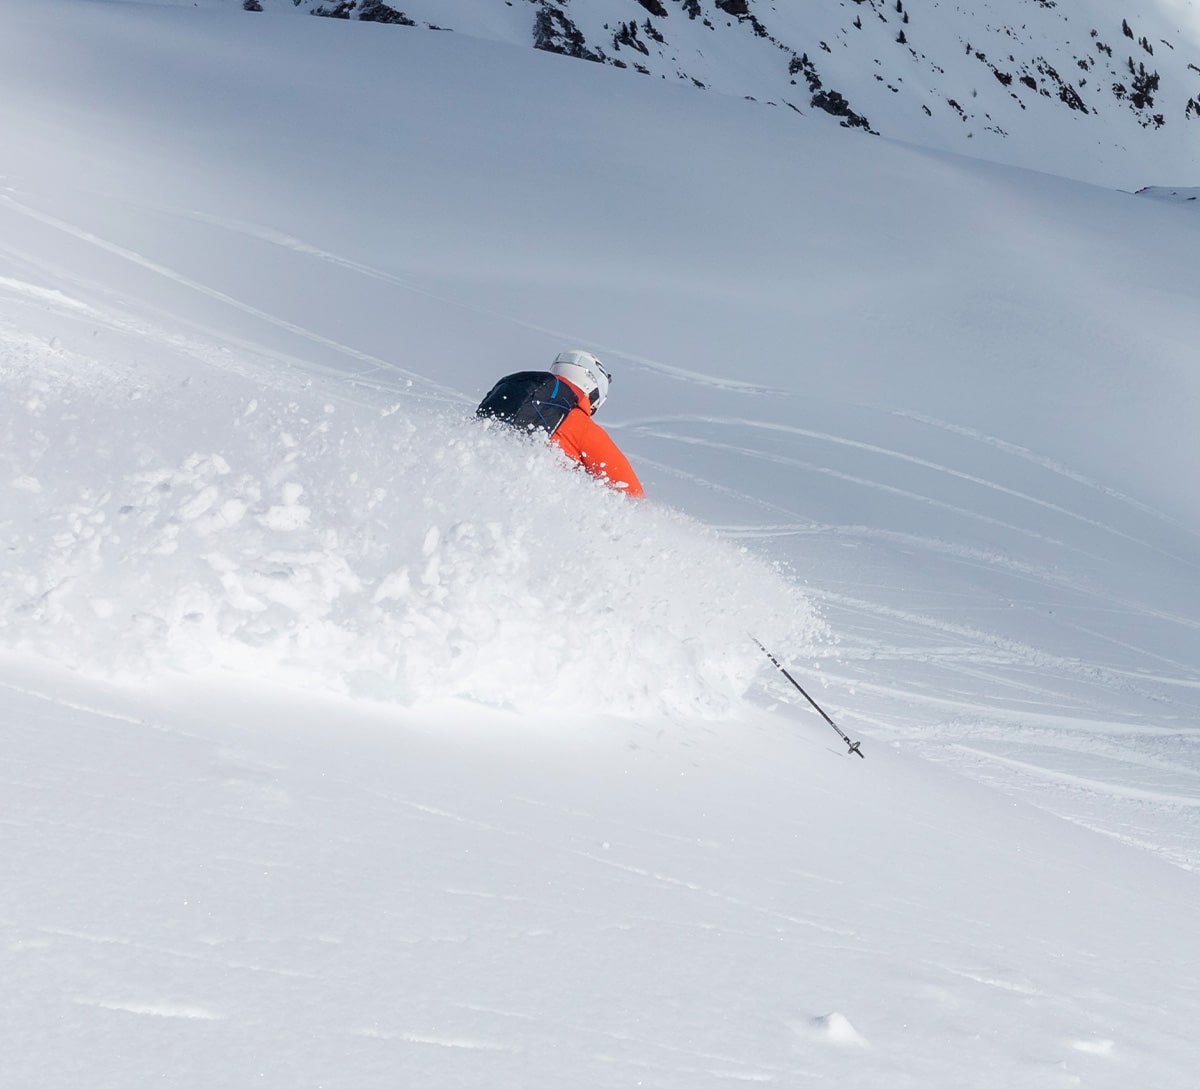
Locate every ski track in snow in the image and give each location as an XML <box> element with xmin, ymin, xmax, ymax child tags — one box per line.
<box><xmin>571</xmin><ymin>850</ymin><xmax>858</xmax><ymax>938</ymax></box>
<box><xmin>184</xmin><ymin>209</ymin><xmax>783</xmax><ymax>396</ymax></box>
<box><xmin>628</xmin><ymin>413</ymin><xmax>1199</xmax><ymax>568</ymax></box>
<box><xmin>6</xmin><ymin>195</ymin><xmax>782</xmax><ymax>410</ymax></box>
<box><xmin>892</xmin><ymin>408</ymin><xmax>1200</xmax><ymax>541</ymax></box>
<box><xmin>630</xmin><ymin>423</ymin><xmax>1119</xmax><ymax>563</ymax></box>
<box><xmin>0</xmin><ymin>274</ymin><xmax>108</xmax><ymax>318</ymax></box>
<box><xmin>0</xmin><ymin>253</ymin><xmax>435</xmax><ymax>412</ymax></box>
<box><xmin>0</xmin><ymin>193</ymin><xmax>462</xmax><ymax>402</ymax></box>
<box><xmin>809</xmin><ymin>590</ymin><xmax>1200</xmax><ymax>690</ymax></box>
<box><xmin>951</xmin><ymin>746</ymin><xmax>1200</xmax><ymax>807</ymax></box>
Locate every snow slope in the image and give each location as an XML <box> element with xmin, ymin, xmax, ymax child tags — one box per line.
<box><xmin>5</xmin><ymin>661</ymin><xmax>1198</xmax><ymax>1088</ymax></box>
<box><xmin>225</xmin><ymin>0</ymin><xmax>1200</xmax><ymax>187</ymax></box>
<box><xmin>2</xmin><ymin>2</ymin><xmax>1199</xmax><ymax>1085</ymax></box>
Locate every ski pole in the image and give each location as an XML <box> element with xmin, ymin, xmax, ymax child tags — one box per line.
<box><xmin>753</xmin><ymin>638</ymin><xmax>865</xmax><ymax>758</ymax></box>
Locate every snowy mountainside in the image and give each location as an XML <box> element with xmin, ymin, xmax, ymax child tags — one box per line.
<box><xmin>227</xmin><ymin>0</ymin><xmax>1200</xmax><ymax>186</ymax></box>
<box><xmin>4</xmin><ymin>4</ymin><xmax>1200</xmax><ymax>1087</ymax></box>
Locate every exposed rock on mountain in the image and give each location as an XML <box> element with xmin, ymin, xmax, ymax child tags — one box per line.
<box><xmin>237</xmin><ymin>0</ymin><xmax>1200</xmax><ymax>186</ymax></box>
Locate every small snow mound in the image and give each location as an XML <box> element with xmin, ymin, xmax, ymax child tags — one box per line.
<box><xmin>1068</xmin><ymin>1037</ymin><xmax>1115</xmax><ymax>1057</ymax></box>
<box><xmin>808</xmin><ymin>1011</ymin><xmax>868</xmax><ymax>1047</ymax></box>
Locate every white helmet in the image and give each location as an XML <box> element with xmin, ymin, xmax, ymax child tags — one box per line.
<box><xmin>550</xmin><ymin>350</ymin><xmax>611</xmax><ymax>412</ymax></box>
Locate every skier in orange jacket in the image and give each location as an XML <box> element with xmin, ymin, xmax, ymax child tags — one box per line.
<box><xmin>547</xmin><ymin>351</ymin><xmax>644</xmax><ymax>498</ymax></box>
<box><xmin>476</xmin><ymin>350</ymin><xmax>644</xmax><ymax>498</ymax></box>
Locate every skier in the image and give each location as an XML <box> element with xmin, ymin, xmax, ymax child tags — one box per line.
<box><xmin>476</xmin><ymin>350</ymin><xmax>644</xmax><ymax>498</ymax></box>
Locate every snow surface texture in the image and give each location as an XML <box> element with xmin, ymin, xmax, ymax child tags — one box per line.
<box><xmin>6</xmin><ymin>663</ymin><xmax>1196</xmax><ymax>1089</ymax></box>
<box><xmin>3</xmin><ymin>2</ymin><xmax>1200</xmax><ymax>1087</ymax></box>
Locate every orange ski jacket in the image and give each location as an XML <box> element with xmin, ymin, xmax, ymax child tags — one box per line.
<box><xmin>552</xmin><ymin>378</ymin><xmax>644</xmax><ymax>498</ymax></box>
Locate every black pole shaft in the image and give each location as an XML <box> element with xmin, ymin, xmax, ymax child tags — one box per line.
<box><xmin>754</xmin><ymin>638</ymin><xmax>865</xmax><ymax>758</ymax></box>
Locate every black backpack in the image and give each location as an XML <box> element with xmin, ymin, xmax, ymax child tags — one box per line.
<box><xmin>475</xmin><ymin>371</ymin><xmax>579</xmax><ymax>436</ymax></box>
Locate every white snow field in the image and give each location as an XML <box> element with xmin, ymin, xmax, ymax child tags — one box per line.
<box><xmin>3</xmin><ymin>2</ymin><xmax>1200</xmax><ymax>1086</ymax></box>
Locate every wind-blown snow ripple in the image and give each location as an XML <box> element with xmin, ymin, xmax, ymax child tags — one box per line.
<box><xmin>1</xmin><ymin>342</ymin><xmax>824</xmax><ymax>718</ymax></box>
